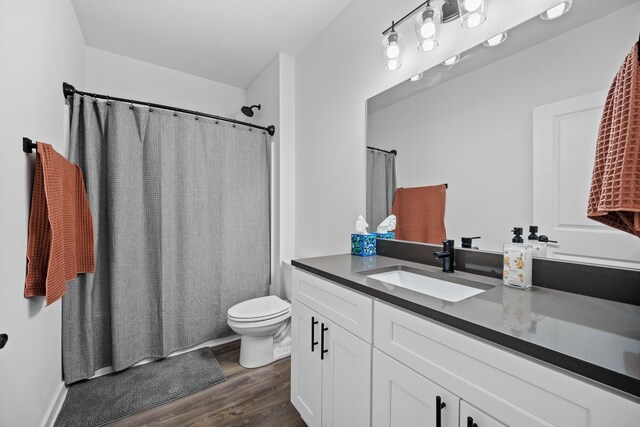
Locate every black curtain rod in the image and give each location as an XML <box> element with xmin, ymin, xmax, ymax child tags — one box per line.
<box><xmin>62</xmin><ymin>82</ymin><xmax>275</xmax><ymax>136</ymax></box>
<box><xmin>367</xmin><ymin>146</ymin><xmax>397</xmax><ymax>156</ymax></box>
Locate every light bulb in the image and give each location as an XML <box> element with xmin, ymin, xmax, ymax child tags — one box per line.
<box><xmin>463</xmin><ymin>0</ymin><xmax>482</xmax><ymax>12</ymax></box>
<box><xmin>420</xmin><ymin>22</ymin><xmax>436</xmax><ymax>39</ymax></box>
<box><xmin>464</xmin><ymin>12</ymin><xmax>485</xmax><ymax>28</ymax></box>
<box><xmin>457</xmin><ymin>0</ymin><xmax>486</xmax><ymax>29</ymax></box>
<box><xmin>442</xmin><ymin>55</ymin><xmax>460</xmax><ymax>66</ymax></box>
<box><xmin>410</xmin><ymin>73</ymin><xmax>424</xmax><ymax>82</ymax></box>
<box><xmin>483</xmin><ymin>32</ymin><xmax>507</xmax><ymax>47</ymax></box>
<box><xmin>386</xmin><ymin>43</ymin><xmax>400</xmax><ymax>59</ymax></box>
<box><xmin>540</xmin><ymin>1</ymin><xmax>572</xmax><ymax>20</ymax></box>
<box><xmin>386</xmin><ymin>59</ymin><xmax>400</xmax><ymax>71</ymax></box>
<box><xmin>415</xmin><ymin>5</ymin><xmax>441</xmax><ymax>52</ymax></box>
<box><xmin>419</xmin><ymin>39</ymin><xmax>438</xmax><ymax>52</ymax></box>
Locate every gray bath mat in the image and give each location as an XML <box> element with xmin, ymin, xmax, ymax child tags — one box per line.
<box><xmin>54</xmin><ymin>347</ymin><xmax>226</xmax><ymax>426</ymax></box>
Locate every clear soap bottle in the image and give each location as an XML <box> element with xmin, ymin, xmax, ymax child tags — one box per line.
<box><xmin>503</xmin><ymin>227</ymin><xmax>532</xmax><ymax>289</ymax></box>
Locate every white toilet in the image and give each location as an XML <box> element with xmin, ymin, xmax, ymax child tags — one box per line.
<box><xmin>227</xmin><ymin>262</ymin><xmax>293</xmax><ymax>368</ymax></box>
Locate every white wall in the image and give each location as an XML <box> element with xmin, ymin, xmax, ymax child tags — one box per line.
<box><xmin>247</xmin><ymin>56</ymin><xmax>281</xmax><ymax>295</ymax></box>
<box><xmin>367</xmin><ymin>4</ymin><xmax>640</xmax><ymax>252</ymax></box>
<box><xmin>0</xmin><ymin>0</ymin><xmax>86</xmax><ymax>426</ymax></box>
<box><xmin>294</xmin><ymin>0</ymin><xmax>567</xmax><ymax>258</ymax></box>
<box><xmin>85</xmin><ymin>47</ymin><xmax>245</xmax><ymax>116</ymax></box>
<box><xmin>246</xmin><ymin>53</ymin><xmax>296</xmax><ymax>298</ymax></box>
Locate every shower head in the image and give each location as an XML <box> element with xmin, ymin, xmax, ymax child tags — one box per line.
<box><xmin>241</xmin><ymin>104</ymin><xmax>261</xmax><ymax>117</ymax></box>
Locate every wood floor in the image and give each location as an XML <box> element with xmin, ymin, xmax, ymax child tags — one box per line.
<box><xmin>109</xmin><ymin>340</ymin><xmax>306</xmax><ymax>427</ymax></box>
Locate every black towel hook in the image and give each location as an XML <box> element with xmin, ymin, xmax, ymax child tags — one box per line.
<box><xmin>22</xmin><ymin>137</ymin><xmax>37</xmax><ymax>153</ymax></box>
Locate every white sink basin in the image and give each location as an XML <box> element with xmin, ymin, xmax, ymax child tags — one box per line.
<box><xmin>367</xmin><ymin>269</ymin><xmax>486</xmax><ymax>302</ymax></box>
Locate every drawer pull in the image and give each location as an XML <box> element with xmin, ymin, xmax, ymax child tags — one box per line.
<box><xmin>467</xmin><ymin>416</ymin><xmax>478</xmax><ymax>427</ymax></box>
<box><xmin>311</xmin><ymin>317</ymin><xmax>319</xmax><ymax>352</ymax></box>
<box><xmin>436</xmin><ymin>396</ymin><xmax>446</xmax><ymax>427</ymax></box>
<box><xmin>321</xmin><ymin>323</ymin><xmax>329</xmax><ymax>360</ymax></box>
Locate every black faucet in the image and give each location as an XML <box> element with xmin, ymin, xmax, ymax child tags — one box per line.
<box><xmin>433</xmin><ymin>239</ymin><xmax>455</xmax><ymax>273</ymax></box>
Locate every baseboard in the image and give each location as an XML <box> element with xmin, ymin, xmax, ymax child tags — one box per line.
<box><xmin>41</xmin><ymin>381</ymin><xmax>67</xmax><ymax>427</ymax></box>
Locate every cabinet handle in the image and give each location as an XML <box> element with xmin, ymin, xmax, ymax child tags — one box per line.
<box><xmin>321</xmin><ymin>323</ymin><xmax>329</xmax><ymax>360</ymax></box>
<box><xmin>311</xmin><ymin>317</ymin><xmax>318</xmax><ymax>352</ymax></box>
<box><xmin>467</xmin><ymin>416</ymin><xmax>478</xmax><ymax>427</ymax></box>
<box><xmin>436</xmin><ymin>396</ymin><xmax>446</xmax><ymax>427</ymax></box>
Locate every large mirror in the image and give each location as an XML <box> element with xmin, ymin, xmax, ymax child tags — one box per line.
<box><xmin>366</xmin><ymin>0</ymin><xmax>640</xmax><ymax>269</ymax></box>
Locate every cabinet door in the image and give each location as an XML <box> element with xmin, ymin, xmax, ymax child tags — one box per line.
<box><xmin>291</xmin><ymin>300</ymin><xmax>323</xmax><ymax>427</ymax></box>
<box><xmin>372</xmin><ymin>349</ymin><xmax>459</xmax><ymax>427</ymax></box>
<box><xmin>321</xmin><ymin>318</ymin><xmax>371</xmax><ymax>427</ymax></box>
<box><xmin>460</xmin><ymin>401</ymin><xmax>507</xmax><ymax>427</ymax></box>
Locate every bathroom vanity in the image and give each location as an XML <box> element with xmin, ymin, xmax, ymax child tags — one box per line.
<box><xmin>290</xmin><ymin>254</ymin><xmax>640</xmax><ymax>427</ymax></box>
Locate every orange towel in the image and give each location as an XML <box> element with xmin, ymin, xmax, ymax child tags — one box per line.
<box><xmin>587</xmin><ymin>43</ymin><xmax>640</xmax><ymax>237</ymax></box>
<box><xmin>392</xmin><ymin>184</ymin><xmax>446</xmax><ymax>244</ymax></box>
<box><xmin>24</xmin><ymin>142</ymin><xmax>95</xmax><ymax>305</ymax></box>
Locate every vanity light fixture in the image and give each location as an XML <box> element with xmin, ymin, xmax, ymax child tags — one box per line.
<box><xmin>415</xmin><ymin>1</ymin><xmax>442</xmax><ymax>52</ymax></box>
<box><xmin>381</xmin><ymin>0</ymin><xmax>489</xmax><ymax>71</ymax></box>
<box><xmin>442</xmin><ymin>54</ymin><xmax>460</xmax><ymax>66</ymax></box>
<box><xmin>540</xmin><ymin>1</ymin><xmax>572</xmax><ymax>20</ymax></box>
<box><xmin>382</xmin><ymin>23</ymin><xmax>402</xmax><ymax>70</ymax></box>
<box><xmin>410</xmin><ymin>72</ymin><xmax>424</xmax><ymax>81</ymax></box>
<box><xmin>483</xmin><ymin>31</ymin><xmax>507</xmax><ymax>47</ymax></box>
<box><xmin>457</xmin><ymin>0</ymin><xmax>487</xmax><ymax>29</ymax></box>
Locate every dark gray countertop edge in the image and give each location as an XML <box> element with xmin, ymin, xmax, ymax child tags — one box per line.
<box><xmin>291</xmin><ymin>259</ymin><xmax>640</xmax><ymax>400</ymax></box>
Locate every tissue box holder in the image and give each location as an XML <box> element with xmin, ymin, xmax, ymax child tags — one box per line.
<box><xmin>373</xmin><ymin>232</ymin><xmax>395</xmax><ymax>240</ymax></box>
<box><xmin>351</xmin><ymin>233</ymin><xmax>376</xmax><ymax>256</ymax></box>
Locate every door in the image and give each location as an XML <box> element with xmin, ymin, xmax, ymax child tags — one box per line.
<box><xmin>321</xmin><ymin>318</ymin><xmax>371</xmax><ymax>427</ymax></box>
<box><xmin>460</xmin><ymin>401</ymin><xmax>507</xmax><ymax>427</ymax></box>
<box><xmin>533</xmin><ymin>91</ymin><xmax>640</xmax><ymax>268</ymax></box>
<box><xmin>372</xmin><ymin>349</ymin><xmax>459</xmax><ymax>427</ymax></box>
<box><xmin>291</xmin><ymin>300</ymin><xmax>323</xmax><ymax>427</ymax></box>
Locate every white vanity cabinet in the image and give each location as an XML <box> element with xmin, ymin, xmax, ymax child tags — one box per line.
<box><xmin>372</xmin><ymin>348</ymin><xmax>459</xmax><ymax>427</ymax></box>
<box><xmin>290</xmin><ymin>266</ymin><xmax>640</xmax><ymax>427</ymax></box>
<box><xmin>291</xmin><ymin>269</ymin><xmax>373</xmax><ymax>427</ymax></box>
<box><xmin>460</xmin><ymin>401</ymin><xmax>506</xmax><ymax>427</ymax></box>
<box><xmin>373</xmin><ymin>300</ymin><xmax>640</xmax><ymax>427</ymax></box>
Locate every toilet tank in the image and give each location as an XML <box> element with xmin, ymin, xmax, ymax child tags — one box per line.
<box><xmin>282</xmin><ymin>261</ymin><xmax>293</xmax><ymax>301</ymax></box>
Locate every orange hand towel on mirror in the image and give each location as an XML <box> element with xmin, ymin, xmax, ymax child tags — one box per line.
<box><xmin>392</xmin><ymin>184</ymin><xmax>447</xmax><ymax>244</ymax></box>
<box><xmin>24</xmin><ymin>142</ymin><xmax>94</xmax><ymax>305</ymax></box>
<box><xmin>587</xmin><ymin>42</ymin><xmax>640</xmax><ymax>237</ymax></box>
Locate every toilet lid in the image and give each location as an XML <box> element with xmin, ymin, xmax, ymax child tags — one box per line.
<box><xmin>228</xmin><ymin>295</ymin><xmax>291</xmax><ymax>322</ymax></box>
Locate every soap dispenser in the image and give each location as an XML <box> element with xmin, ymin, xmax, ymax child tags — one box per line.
<box><xmin>503</xmin><ymin>227</ymin><xmax>532</xmax><ymax>289</ymax></box>
<box><xmin>527</xmin><ymin>226</ymin><xmax>546</xmax><ymax>258</ymax></box>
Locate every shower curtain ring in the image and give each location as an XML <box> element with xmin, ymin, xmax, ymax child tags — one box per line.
<box><xmin>195</xmin><ymin>112</ymin><xmax>199</xmax><ymax>121</ymax></box>
<box><xmin>129</xmin><ymin>100</ymin><xmax>134</xmax><ymax>110</ymax></box>
<box><xmin>148</xmin><ymin>102</ymin><xmax>153</xmax><ymax>112</ymax></box>
<box><xmin>106</xmin><ymin>96</ymin><xmax>111</xmax><ymax>106</ymax></box>
<box><xmin>93</xmin><ymin>93</ymin><xmax>98</xmax><ymax>104</ymax></box>
<box><xmin>232</xmin><ymin>119</ymin><xmax>236</xmax><ymax>128</ymax></box>
<box><xmin>173</xmin><ymin>108</ymin><xmax>177</xmax><ymax>117</ymax></box>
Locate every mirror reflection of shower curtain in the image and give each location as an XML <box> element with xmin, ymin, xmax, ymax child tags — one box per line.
<box><xmin>366</xmin><ymin>148</ymin><xmax>396</xmax><ymax>232</ymax></box>
<box><xmin>61</xmin><ymin>94</ymin><xmax>270</xmax><ymax>385</ymax></box>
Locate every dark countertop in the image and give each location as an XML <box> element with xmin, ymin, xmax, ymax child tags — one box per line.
<box><xmin>292</xmin><ymin>254</ymin><xmax>640</xmax><ymax>400</ymax></box>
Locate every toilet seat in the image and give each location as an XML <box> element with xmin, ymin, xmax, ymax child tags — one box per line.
<box><xmin>228</xmin><ymin>295</ymin><xmax>291</xmax><ymax>322</ymax></box>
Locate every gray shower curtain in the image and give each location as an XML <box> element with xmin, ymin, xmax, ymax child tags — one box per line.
<box><xmin>366</xmin><ymin>148</ymin><xmax>396</xmax><ymax>232</ymax></box>
<box><xmin>61</xmin><ymin>94</ymin><xmax>270</xmax><ymax>384</ymax></box>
